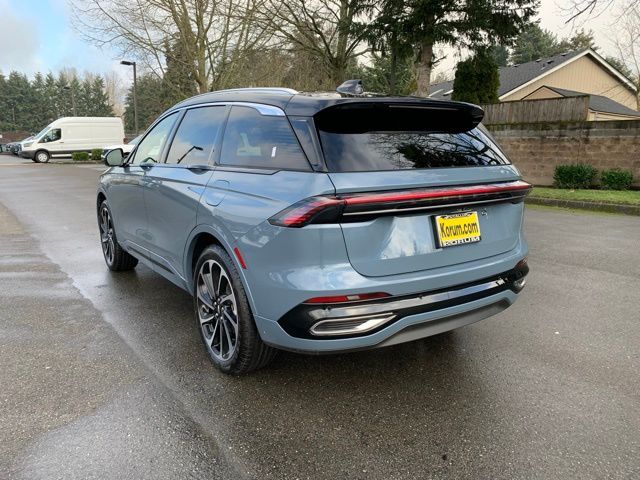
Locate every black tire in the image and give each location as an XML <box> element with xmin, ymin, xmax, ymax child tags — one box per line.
<box><xmin>34</xmin><ymin>150</ymin><xmax>50</xmax><ymax>163</ymax></box>
<box><xmin>194</xmin><ymin>245</ymin><xmax>277</xmax><ymax>375</ymax></box>
<box><xmin>98</xmin><ymin>200</ymin><xmax>138</xmax><ymax>271</ymax></box>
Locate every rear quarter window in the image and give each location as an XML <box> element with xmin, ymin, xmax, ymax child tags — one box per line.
<box><xmin>220</xmin><ymin>106</ymin><xmax>311</xmax><ymax>171</ymax></box>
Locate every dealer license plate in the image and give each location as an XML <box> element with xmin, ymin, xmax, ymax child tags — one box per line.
<box><xmin>435</xmin><ymin>211</ymin><xmax>481</xmax><ymax>248</ymax></box>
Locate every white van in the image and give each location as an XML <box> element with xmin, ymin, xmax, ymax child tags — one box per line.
<box><xmin>20</xmin><ymin>117</ymin><xmax>125</xmax><ymax>163</ymax></box>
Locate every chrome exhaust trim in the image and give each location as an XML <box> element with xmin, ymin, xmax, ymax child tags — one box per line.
<box><xmin>310</xmin><ymin>313</ymin><xmax>396</xmax><ymax>337</ymax></box>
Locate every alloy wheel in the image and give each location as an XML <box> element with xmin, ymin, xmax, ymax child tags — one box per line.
<box><xmin>196</xmin><ymin>260</ymin><xmax>239</xmax><ymax>362</ymax></box>
<box><xmin>99</xmin><ymin>205</ymin><xmax>115</xmax><ymax>265</ymax></box>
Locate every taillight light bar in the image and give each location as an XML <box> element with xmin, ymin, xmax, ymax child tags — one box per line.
<box><xmin>269</xmin><ymin>180</ymin><xmax>531</xmax><ymax>228</ymax></box>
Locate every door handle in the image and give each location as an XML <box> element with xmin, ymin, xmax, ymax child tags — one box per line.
<box><xmin>186</xmin><ymin>164</ymin><xmax>212</xmax><ymax>172</ymax></box>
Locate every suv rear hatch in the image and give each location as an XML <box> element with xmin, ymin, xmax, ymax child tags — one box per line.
<box><xmin>314</xmin><ymin>101</ymin><xmax>530</xmax><ymax>278</ymax></box>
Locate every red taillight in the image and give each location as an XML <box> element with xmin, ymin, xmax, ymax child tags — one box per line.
<box><xmin>268</xmin><ymin>181</ymin><xmax>531</xmax><ymax>228</ymax></box>
<box><xmin>303</xmin><ymin>292</ymin><xmax>390</xmax><ymax>304</ymax></box>
<box><xmin>344</xmin><ymin>180</ymin><xmax>531</xmax><ymax>205</ymax></box>
<box><xmin>268</xmin><ymin>196</ymin><xmax>343</xmax><ymax>227</ymax></box>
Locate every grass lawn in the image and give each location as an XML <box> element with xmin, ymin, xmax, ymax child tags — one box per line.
<box><xmin>530</xmin><ymin>187</ymin><xmax>640</xmax><ymax>206</ymax></box>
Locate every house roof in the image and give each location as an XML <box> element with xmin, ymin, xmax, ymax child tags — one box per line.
<box><xmin>540</xmin><ymin>86</ymin><xmax>640</xmax><ymax>117</ymax></box>
<box><xmin>428</xmin><ymin>49</ymin><xmax>636</xmax><ymax>101</ymax></box>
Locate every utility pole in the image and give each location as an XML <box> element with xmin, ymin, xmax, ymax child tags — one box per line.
<box><xmin>121</xmin><ymin>60</ymin><xmax>138</xmax><ymax>135</ymax></box>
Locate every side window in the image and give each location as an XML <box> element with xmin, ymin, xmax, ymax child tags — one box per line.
<box><xmin>220</xmin><ymin>106</ymin><xmax>310</xmax><ymax>170</ymax></box>
<box><xmin>130</xmin><ymin>113</ymin><xmax>177</xmax><ymax>165</ymax></box>
<box><xmin>40</xmin><ymin>128</ymin><xmax>61</xmax><ymax>143</ymax></box>
<box><xmin>166</xmin><ymin>106</ymin><xmax>225</xmax><ymax>165</ymax></box>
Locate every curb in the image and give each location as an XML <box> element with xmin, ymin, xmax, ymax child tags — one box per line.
<box><xmin>526</xmin><ymin>197</ymin><xmax>640</xmax><ymax>216</ymax></box>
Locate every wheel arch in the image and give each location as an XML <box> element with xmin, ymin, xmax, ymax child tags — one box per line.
<box><xmin>184</xmin><ymin>225</ymin><xmax>247</xmax><ymax>295</ymax></box>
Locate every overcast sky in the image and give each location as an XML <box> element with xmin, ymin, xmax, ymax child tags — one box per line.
<box><xmin>0</xmin><ymin>0</ymin><xmax>622</xmax><ymax>82</ymax></box>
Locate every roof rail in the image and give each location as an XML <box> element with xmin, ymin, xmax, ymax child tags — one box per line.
<box><xmin>213</xmin><ymin>87</ymin><xmax>298</xmax><ymax>95</ymax></box>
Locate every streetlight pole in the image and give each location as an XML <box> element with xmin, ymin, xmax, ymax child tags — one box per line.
<box><xmin>121</xmin><ymin>60</ymin><xmax>138</xmax><ymax>135</ymax></box>
<box><xmin>63</xmin><ymin>85</ymin><xmax>77</xmax><ymax>116</ymax></box>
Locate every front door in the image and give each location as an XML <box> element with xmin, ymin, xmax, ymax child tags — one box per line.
<box><xmin>108</xmin><ymin>112</ymin><xmax>179</xmax><ymax>252</ymax></box>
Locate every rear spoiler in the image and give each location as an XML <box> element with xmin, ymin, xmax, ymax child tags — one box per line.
<box><xmin>313</xmin><ymin>99</ymin><xmax>484</xmax><ymax>134</ymax></box>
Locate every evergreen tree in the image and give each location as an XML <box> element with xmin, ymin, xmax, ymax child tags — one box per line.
<box><xmin>511</xmin><ymin>25</ymin><xmax>597</xmax><ymax>64</ymax></box>
<box><xmin>404</xmin><ymin>0</ymin><xmax>536</xmax><ymax>96</ymax></box>
<box><xmin>365</xmin><ymin>0</ymin><xmax>415</xmax><ymax>95</ymax></box>
<box><xmin>90</xmin><ymin>77</ymin><xmax>114</xmax><ymax>116</ymax></box>
<box><xmin>511</xmin><ymin>24</ymin><xmax>560</xmax><ymax>64</ymax></box>
<box><xmin>490</xmin><ymin>45</ymin><xmax>510</xmax><ymax>67</ymax></box>
<box><xmin>123</xmin><ymin>74</ymin><xmax>165</xmax><ymax>133</ymax></box>
<box><xmin>43</xmin><ymin>73</ymin><xmax>59</xmax><ymax>122</ymax></box>
<box><xmin>451</xmin><ymin>49</ymin><xmax>500</xmax><ymax>104</ymax></box>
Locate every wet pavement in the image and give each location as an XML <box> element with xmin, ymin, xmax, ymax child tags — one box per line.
<box><xmin>0</xmin><ymin>160</ymin><xmax>639</xmax><ymax>479</ymax></box>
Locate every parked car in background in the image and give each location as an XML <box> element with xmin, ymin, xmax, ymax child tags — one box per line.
<box><xmin>101</xmin><ymin>134</ymin><xmax>141</xmax><ymax>160</ymax></box>
<box><xmin>12</xmin><ymin>136</ymin><xmax>35</xmax><ymax>156</ymax></box>
<box><xmin>98</xmin><ymin>86</ymin><xmax>531</xmax><ymax>375</ymax></box>
<box><xmin>20</xmin><ymin>117</ymin><xmax>125</xmax><ymax>163</ymax></box>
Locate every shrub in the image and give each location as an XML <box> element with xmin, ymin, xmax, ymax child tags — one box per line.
<box><xmin>600</xmin><ymin>168</ymin><xmax>633</xmax><ymax>190</ymax></box>
<box><xmin>72</xmin><ymin>151</ymin><xmax>90</xmax><ymax>162</ymax></box>
<box><xmin>553</xmin><ymin>164</ymin><xmax>597</xmax><ymax>189</ymax></box>
<box><xmin>91</xmin><ymin>148</ymin><xmax>103</xmax><ymax>161</ymax></box>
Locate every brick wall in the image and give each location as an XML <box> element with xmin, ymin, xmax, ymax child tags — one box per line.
<box><xmin>487</xmin><ymin>120</ymin><xmax>640</xmax><ymax>187</ymax></box>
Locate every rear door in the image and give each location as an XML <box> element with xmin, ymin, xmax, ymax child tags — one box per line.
<box><xmin>142</xmin><ymin>105</ymin><xmax>227</xmax><ymax>282</ymax></box>
<box><xmin>314</xmin><ymin>102</ymin><xmax>527</xmax><ymax>278</ymax></box>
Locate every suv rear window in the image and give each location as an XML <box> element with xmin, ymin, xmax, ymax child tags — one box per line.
<box><xmin>315</xmin><ymin>102</ymin><xmax>509</xmax><ymax>172</ymax></box>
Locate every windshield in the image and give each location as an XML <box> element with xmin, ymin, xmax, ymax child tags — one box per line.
<box><xmin>318</xmin><ymin>127</ymin><xmax>510</xmax><ymax>172</ymax></box>
<box><xmin>34</xmin><ymin>125</ymin><xmax>52</xmax><ymax>140</ymax></box>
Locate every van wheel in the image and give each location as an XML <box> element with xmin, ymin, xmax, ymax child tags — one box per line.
<box><xmin>194</xmin><ymin>245</ymin><xmax>277</xmax><ymax>375</ymax></box>
<box><xmin>34</xmin><ymin>150</ymin><xmax>50</xmax><ymax>163</ymax></box>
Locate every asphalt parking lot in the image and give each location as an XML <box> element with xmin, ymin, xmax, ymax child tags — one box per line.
<box><xmin>1</xmin><ymin>157</ymin><xmax>639</xmax><ymax>480</ymax></box>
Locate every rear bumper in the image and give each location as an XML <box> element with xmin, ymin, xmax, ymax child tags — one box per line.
<box><xmin>277</xmin><ymin>263</ymin><xmax>527</xmax><ymax>340</ymax></box>
<box><xmin>257</xmin><ymin>288</ymin><xmax>519</xmax><ymax>353</ymax></box>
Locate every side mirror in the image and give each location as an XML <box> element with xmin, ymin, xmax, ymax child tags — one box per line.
<box><xmin>104</xmin><ymin>148</ymin><xmax>125</xmax><ymax>167</ymax></box>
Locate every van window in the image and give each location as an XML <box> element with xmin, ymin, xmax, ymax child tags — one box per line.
<box><xmin>130</xmin><ymin>113</ymin><xmax>178</xmax><ymax>165</ymax></box>
<box><xmin>219</xmin><ymin>106</ymin><xmax>310</xmax><ymax>170</ymax></box>
<box><xmin>166</xmin><ymin>106</ymin><xmax>226</xmax><ymax>165</ymax></box>
<box><xmin>40</xmin><ymin>129</ymin><xmax>61</xmax><ymax>143</ymax></box>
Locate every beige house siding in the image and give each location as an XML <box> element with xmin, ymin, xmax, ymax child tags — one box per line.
<box><xmin>521</xmin><ymin>87</ymin><xmax>563</xmax><ymax>100</ymax></box>
<box><xmin>502</xmin><ymin>55</ymin><xmax>637</xmax><ymax>109</ymax></box>
<box><xmin>587</xmin><ymin>110</ymin><xmax>639</xmax><ymax>121</ymax></box>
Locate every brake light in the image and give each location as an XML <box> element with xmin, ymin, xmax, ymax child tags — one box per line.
<box><xmin>268</xmin><ymin>181</ymin><xmax>531</xmax><ymax>228</ymax></box>
<box><xmin>268</xmin><ymin>196</ymin><xmax>343</xmax><ymax>227</ymax></box>
<box><xmin>303</xmin><ymin>292</ymin><xmax>391</xmax><ymax>304</ymax></box>
<box><xmin>344</xmin><ymin>181</ymin><xmax>531</xmax><ymax>205</ymax></box>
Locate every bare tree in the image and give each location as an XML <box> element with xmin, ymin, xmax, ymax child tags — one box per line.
<box><xmin>257</xmin><ymin>0</ymin><xmax>372</xmax><ymax>86</ymax></box>
<box><xmin>613</xmin><ymin>2</ymin><xmax>640</xmax><ymax>108</ymax></box>
<box><xmin>70</xmin><ymin>0</ymin><xmax>274</xmax><ymax>93</ymax></box>
<box><xmin>103</xmin><ymin>71</ymin><xmax>126</xmax><ymax>116</ymax></box>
